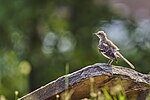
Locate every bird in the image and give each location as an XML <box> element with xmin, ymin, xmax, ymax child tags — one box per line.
<box><xmin>94</xmin><ymin>31</ymin><xmax>135</xmax><ymax>69</ymax></box>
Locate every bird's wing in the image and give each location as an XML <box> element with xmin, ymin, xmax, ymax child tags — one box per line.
<box><xmin>98</xmin><ymin>42</ymin><xmax>111</xmax><ymax>53</ymax></box>
<box><xmin>106</xmin><ymin>40</ymin><xmax>120</xmax><ymax>51</ymax></box>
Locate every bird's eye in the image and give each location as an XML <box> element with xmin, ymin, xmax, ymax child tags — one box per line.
<box><xmin>98</xmin><ymin>33</ymin><xmax>101</xmax><ymax>35</ymax></box>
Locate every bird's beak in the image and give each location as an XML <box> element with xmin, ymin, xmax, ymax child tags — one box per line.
<box><xmin>93</xmin><ymin>33</ymin><xmax>97</xmax><ymax>35</ymax></box>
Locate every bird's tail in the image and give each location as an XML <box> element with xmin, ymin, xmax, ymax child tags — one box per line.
<box><xmin>116</xmin><ymin>52</ymin><xmax>135</xmax><ymax>69</ymax></box>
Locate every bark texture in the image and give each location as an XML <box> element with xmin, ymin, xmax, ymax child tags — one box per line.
<box><xmin>19</xmin><ymin>63</ymin><xmax>150</xmax><ymax>100</ymax></box>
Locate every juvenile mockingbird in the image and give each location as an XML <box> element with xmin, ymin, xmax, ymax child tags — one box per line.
<box><xmin>95</xmin><ymin>31</ymin><xmax>135</xmax><ymax>69</ymax></box>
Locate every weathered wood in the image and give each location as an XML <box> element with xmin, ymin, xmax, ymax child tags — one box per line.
<box><xmin>19</xmin><ymin>63</ymin><xmax>150</xmax><ymax>100</ymax></box>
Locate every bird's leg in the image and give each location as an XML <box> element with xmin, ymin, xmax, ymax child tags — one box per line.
<box><xmin>107</xmin><ymin>59</ymin><xmax>113</xmax><ymax>65</ymax></box>
<box><xmin>109</xmin><ymin>60</ymin><xmax>113</xmax><ymax>64</ymax></box>
<box><xmin>107</xmin><ymin>60</ymin><xmax>111</xmax><ymax>64</ymax></box>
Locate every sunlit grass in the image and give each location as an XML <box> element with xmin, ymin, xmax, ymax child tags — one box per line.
<box><xmin>56</xmin><ymin>69</ymin><xmax>128</xmax><ymax>100</ymax></box>
<box><xmin>56</xmin><ymin>94</ymin><xmax>60</xmax><ymax>100</ymax></box>
<box><xmin>55</xmin><ymin>64</ymin><xmax>127</xmax><ymax>100</ymax></box>
<box><xmin>59</xmin><ymin>64</ymin><xmax>74</xmax><ymax>100</ymax></box>
<box><xmin>14</xmin><ymin>91</ymin><xmax>19</xmax><ymax>100</ymax></box>
<box><xmin>89</xmin><ymin>77</ymin><xmax>126</xmax><ymax>100</ymax></box>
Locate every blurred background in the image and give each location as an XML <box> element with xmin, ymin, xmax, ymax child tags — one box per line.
<box><xmin>0</xmin><ymin>0</ymin><xmax>150</xmax><ymax>99</ymax></box>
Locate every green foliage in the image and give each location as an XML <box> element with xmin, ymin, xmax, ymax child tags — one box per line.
<box><xmin>89</xmin><ymin>78</ymin><xmax>126</xmax><ymax>100</ymax></box>
<box><xmin>65</xmin><ymin>64</ymin><xmax>69</xmax><ymax>90</ymax></box>
<box><xmin>102</xmin><ymin>87</ymin><xmax>113</xmax><ymax>100</ymax></box>
<box><xmin>60</xmin><ymin>64</ymin><xmax>74</xmax><ymax>100</ymax></box>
